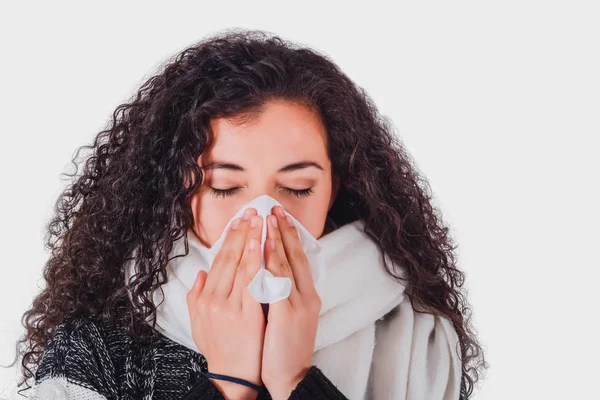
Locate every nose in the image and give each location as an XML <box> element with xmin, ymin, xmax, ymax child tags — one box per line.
<box><xmin>245</xmin><ymin>190</ymin><xmax>282</xmax><ymax>208</ymax></box>
<box><xmin>240</xmin><ymin>193</ymin><xmax>286</xmax><ymax>221</ymax></box>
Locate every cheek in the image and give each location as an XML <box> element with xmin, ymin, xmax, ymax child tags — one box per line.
<box><xmin>287</xmin><ymin>193</ymin><xmax>331</xmax><ymax>239</ymax></box>
<box><xmin>191</xmin><ymin>193</ymin><xmax>236</xmax><ymax>248</ymax></box>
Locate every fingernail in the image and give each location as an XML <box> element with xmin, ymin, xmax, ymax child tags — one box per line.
<box><xmin>286</xmin><ymin>215</ymin><xmax>294</xmax><ymax>227</ymax></box>
<box><xmin>193</xmin><ymin>271</ymin><xmax>201</xmax><ymax>291</ymax></box>
<box><xmin>242</xmin><ymin>209</ymin><xmax>252</xmax><ymax>220</ymax></box>
<box><xmin>270</xmin><ymin>215</ymin><xmax>278</xmax><ymax>228</ymax></box>
<box><xmin>251</xmin><ymin>215</ymin><xmax>259</xmax><ymax>228</ymax></box>
<box><xmin>276</xmin><ymin>207</ymin><xmax>286</xmax><ymax>217</ymax></box>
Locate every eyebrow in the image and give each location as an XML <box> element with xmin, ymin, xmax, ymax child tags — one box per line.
<box><xmin>201</xmin><ymin>160</ymin><xmax>324</xmax><ymax>173</ymax></box>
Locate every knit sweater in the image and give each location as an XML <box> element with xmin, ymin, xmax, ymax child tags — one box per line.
<box><xmin>32</xmin><ymin>317</ymin><xmax>348</xmax><ymax>399</ymax></box>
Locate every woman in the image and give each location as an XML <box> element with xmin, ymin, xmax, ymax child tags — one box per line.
<box><xmin>13</xmin><ymin>29</ymin><xmax>487</xmax><ymax>399</ymax></box>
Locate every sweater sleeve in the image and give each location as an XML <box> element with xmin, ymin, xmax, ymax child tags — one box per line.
<box><xmin>287</xmin><ymin>366</ymin><xmax>349</xmax><ymax>399</ymax></box>
<box><xmin>181</xmin><ymin>376</ymin><xmax>226</xmax><ymax>399</ymax></box>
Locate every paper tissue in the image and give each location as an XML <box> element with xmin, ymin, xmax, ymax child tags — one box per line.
<box><xmin>208</xmin><ymin>194</ymin><xmax>327</xmax><ymax>304</ymax></box>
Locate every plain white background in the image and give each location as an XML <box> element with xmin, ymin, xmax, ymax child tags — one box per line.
<box><xmin>1</xmin><ymin>1</ymin><xmax>598</xmax><ymax>399</ymax></box>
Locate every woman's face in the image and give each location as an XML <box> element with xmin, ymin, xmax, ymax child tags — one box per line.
<box><xmin>190</xmin><ymin>100</ymin><xmax>339</xmax><ymax>248</ymax></box>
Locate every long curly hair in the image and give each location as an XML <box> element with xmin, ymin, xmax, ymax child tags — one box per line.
<box><xmin>10</xmin><ymin>28</ymin><xmax>487</xmax><ymax>398</ymax></box>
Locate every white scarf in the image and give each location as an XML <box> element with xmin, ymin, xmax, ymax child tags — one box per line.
<box><xmin>124</xmin><ymin>218</ymin><xmax>462</xmax><ymax>399</ymax></box>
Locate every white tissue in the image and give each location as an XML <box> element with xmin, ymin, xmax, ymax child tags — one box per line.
<box><xmin>207</xmin><ymin>194</ymin><xmax>327</xmax><ymax>304</ymax></box>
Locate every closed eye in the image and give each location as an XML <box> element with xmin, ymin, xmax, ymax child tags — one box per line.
<box><xmin>210</xmin><ymin>187</ymin><xmax>313</xmax><ymax>199</ymax></box>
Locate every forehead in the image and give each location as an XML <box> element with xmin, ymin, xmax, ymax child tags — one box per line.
<box><xmin>203</xmin><ymin>101</ymin><xmax>329</xmax><ymax>164</ymax></box>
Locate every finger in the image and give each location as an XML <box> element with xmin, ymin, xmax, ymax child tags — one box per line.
<box><xmin>271</xmin><ymin>206</ymin><xmax>314</xmax><ymax>295</ymax></box>
<box><xmin>265</xmin><ymin>213</ymin><xmax>301</xmax><ymax>306</ymax></box>
<box><xmin>230</xmin><ymin>214</ymin><xmax>263</xmax><ymax>306</ymax></box>
<box><xmin>205</xmin><ymin>208</ymin><xmax>256</xmax><ymax>298</ymax></box>
<box><xmin>186</xmin><ymin>269</ymin><xmax>208</xmax><ymax>319</ymax></box>
<box><xmin>212</xmin><ymin>208</ymin><xmax>256</xmax><ymax>297</ymax></box>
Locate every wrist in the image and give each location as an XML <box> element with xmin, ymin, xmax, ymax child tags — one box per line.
<box><xmin>266</xmin><ymin>372</ymin><xmax>307</xmax><ymax>400</ymax></box>
<box><xmin>209</xmin><ymin>379</ymin><xmax>259</xmax><ymax>400</ymax></box>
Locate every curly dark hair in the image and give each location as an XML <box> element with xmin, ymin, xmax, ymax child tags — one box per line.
<box><xmin>8</xmin><ymin>28</ymin><xmax>487</xmax><ymax>398</ymax></box>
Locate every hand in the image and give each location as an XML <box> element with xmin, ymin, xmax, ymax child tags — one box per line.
<box><xmin>186</xmin><ymin>208</ymin><xmax>266</xmax><ymax>400</ymax></box>
<box><xmin>260</xmin><ymin>206</ymin><xmax>322</xmax><ymax>400</ymax></box>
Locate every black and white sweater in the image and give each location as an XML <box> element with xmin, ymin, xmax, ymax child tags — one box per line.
<box><xmin>32</xmin><ymin>317</ymin><xmax>348</xmax><ymax>399</ymax></box>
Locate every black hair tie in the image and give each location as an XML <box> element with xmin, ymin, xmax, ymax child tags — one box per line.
<box><xmin>204</xmin><ymin>371</ymin><xmax>267</xmax><ymax>394</ymax></box>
